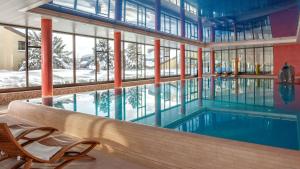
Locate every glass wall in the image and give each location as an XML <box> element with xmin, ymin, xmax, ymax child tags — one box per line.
<box><xmin>96</xmin><ymin>38</ymin><xmax>114</xmax><ymax>82</ymax></box>
<box><xmin>238</xmin><ymin>49</ymin><xmax>246</xmax><ymax>73</ymax></box>
<box><xmin>210</xmin><ymin>47</ymin><xmax>273</xmax><ymax>75</ymax></box>
<box><xmin>123</xmin><ymin>42</ymin><xmax>154</xmax><ymax>80</ymax></box>
<box><xmin>215</xmin><ymin>51</ymin><xmax>221</xmax><ymax>73</ymax></box>
<box><xmin>76</xmin><ymin>36</ymin><xmax>95</xmax><ymax>83</ymax></box>
<box><xmin>185</xmin><ymin>21</ymin><xmax>198</xmax><ymax>40</ymax></box>
<box><xmin>2</xmin><ymin>23</ymin><xmax>193</xmax><ymax>91</ymax></box>
<box><xmin>264</xmin><ymin>47</ymin><xmax>273</xmax><ymax>74</ymax></box>
<box><xmin>213</xmin><ymin>16</ymin><xmax>272</xmax><ymax>43</ymax></box>
<box><xmin>0</xmin><ymin>26</ymin><xmax>26</xmax><ymax>89</ymax></box>
<box><xmin>50</xmin><ymin>1</ymin><xmax>273</xmax><ymax>43</ymax></box>
<box><xmin>185</xmin><ymin>50</ymin><xmax>197</xmax><ymax>76</ymax></box>
<box><xmin>53</xmin><ymin>33</ymin><xmax>73</xmax><ymax>85</ymax></box>
<box><xmin>77</xmin><ymin>0</ymin><xmax>97</xmax><ymax>13</ymax></box>
<box><xmin>202</xmin><ymin>51</ymin><xmax>210</xmax><ymax>73</ymax></box>
<box><xmin>246</xmin><ymin>48</ymin><xmax>255</xmax><ymax>74</ymax></box>
<box><xmin>161</xmin><ymin>13</ymin><xmax>180</xmax><ymax>36</ymax></box>
<box><xmin>161</xmin><ymin>47</ymin><xmax>179</xmax><ymax>77</ymax></box>
<box><xmin>203</xmin><ymin>27</ymin><xmax>211</xmax><ymax>43</ymax></box>
<box><xmin>28</xmin><ymin>29</ymin><xmax>42</xmax><ymax>87</ymax></box>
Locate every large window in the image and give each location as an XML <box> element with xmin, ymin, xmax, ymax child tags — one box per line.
<box><xmin>161</xmin><ymin>47</ymin><xmax>171</xmax><ymax>77</ymax></box>
<box><xmin>264</xmin><ymin>47</ymin><xmax>273</xmax><ymax>74</ymax></box>
<box><xmin>184</xmin><ymin>2</ymin><xmax>197</xmax><ymax>15</ymax></box>
<box><xmin>96</xmin><ymin>38</ymin><xmax>113</xmax><ymax>82</ymax></box>
<box><xmin>75</xmin><ymin>36</ymin><xmax>95</xmax><ymax>83</ymax></box>
<box><xmin>170</xmin><ymin>48</ymin><xmax>179</xmax><ymax>76</ymax></box>
<box><xmin>125</xmin><ymin>2</ymin><xmax>138</xmax><ymax>25</ymax></box>
<box><xmin>203</xmin><ymin>51</ymin><xmax>210</xmax><ymax>73</ymax></box>
<box><xmin>183</xmin><ymin>49</ymin><xmax>197</xmax><ymax>76</ymax></box>
<box><xmin>77</xmin><ymin>0</ymin><xmax>97</xmax><ymax>13</ymax></box>
<box><xmin>221</xmin><ymin>50</ymin><xmax>229</xmax><ymax>70</ymax></box>
<box><xmin>215</xmin><ymin>51</ymin><xmax>222</xmax><ymax>73</ymax></box>
<box><xmin>246</xmin><ymin>48</ymin><xmax>255</xmax><ymax>74</ymax></box>
<box><xmin>53</xmin><ymin>0</ymin><xmax>75</xmax><ymax>8</ymax></box>
<box><xmin>161</xmin><ymin>47</ymin><xmax>179</xmax><ymax>77</ymax></box>
<box><xmin>124</xmin><ymin>42</ymin><xmax>150</xmax><ymax>80</ymax></box>
<box><xmin>238</xmin><ymin>49</ymin><xmax>246</xmax><ymax>73</ymax></box>
<box><xmin>0</xmin><ymin>26</ymin><xmax>26</xmax><ymax>89</ymax></box>
<box><xmin>215</xmin><ymin>47</ymin><xmax>273</xmax><ymax>75</ymax></box>
<box><xmin>52</xmin><ymin>33</ymin><xmax>73</xmax><ymax>85</ymax></box>
<box><xmin>229</xmin><ymin>50</ymin><xmax>236</xmax><ymax>73</ymax></box>
<box><xmin>98</xmin><ymin>0</ymin><xmax>115</xmax><ymax>18</ymax></box>
<box><xmin>185</xmin><ymin>21</ymin><xmax>198</xmax><ymax>40</ymax></box>
<box><xmin>161</xmin><ymin>13</ymin><xmax>180</xmax><ymax>36</ymax></box>
<box><xmin>145</xmin><ymin>45</ymin><xmax>154</xmax><ymax>78</ymax></box>
<box><xmin>203</xmin><ymin>27</ymin><xmax>211</xmax><ymax>43</ymax></box>
<box><xmin>146</xmin><ymin>9</ymin><xmax>155</xmax><ymax>29</ymax></box>
<box><xmin>28</xmin><ymin>29</ymin><xmax>42</xmax><ymax>87</ymax></box>
<box><xmin>255</xmin><ymin>48</ymin><xmax>264</xmax><ymax>74</ymax></box>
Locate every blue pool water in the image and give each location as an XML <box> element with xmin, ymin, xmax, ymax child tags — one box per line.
<box><xmin>28</xmin><ymin>78</ymin><xmax>300</xmax><ymax>151</ymax></box>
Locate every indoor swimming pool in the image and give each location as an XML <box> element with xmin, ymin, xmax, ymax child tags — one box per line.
<box><xmin>27</xmin><ymin>78</ymin><xmax>300</xmax><ymax>151</ymax></box>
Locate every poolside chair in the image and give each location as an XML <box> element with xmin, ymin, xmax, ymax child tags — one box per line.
<box><xmin>0</xmin><ymin>115</ymin><xmax>59</xmax><ymax>163</ymax></box>
<box><xmin>0</xmin><ymin>114</ymin><xmax>58</xmax><ymax>145</ymax></box>
<box><xmin>0</xmin><ymin>123</ymin><xmax>100</xmax><ymax>169</ymax></box>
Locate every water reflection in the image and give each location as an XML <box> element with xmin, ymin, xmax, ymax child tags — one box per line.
<box><xmin>32</xmin><ymin>78</ymin><xmax>279</xmax><ymax>122</ymax></box>
<box><xmin>28</xmin><ymin>78</ymin><xmax>300</xmax><ymax>150</ymax></box>
<box><xmin>278</xmin><ymin>84</ymin><xmax>295</xmax><ymax>104</ymax></box>
<box><xmin>155</xmin><ymin>84</ymin><xmax>161</xmax><ymax>127</ymax></box>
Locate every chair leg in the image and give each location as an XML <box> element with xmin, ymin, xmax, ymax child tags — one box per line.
<box><xmin>23</xmin><ymin>159</ymin><xmax>32</xmax><ymax>169</ymax></box>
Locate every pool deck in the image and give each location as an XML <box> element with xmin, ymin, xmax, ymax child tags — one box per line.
<box><xmin>1</xmin><ymin>149</ymin><xmax>154</xmax><ymax>169</ymax></box>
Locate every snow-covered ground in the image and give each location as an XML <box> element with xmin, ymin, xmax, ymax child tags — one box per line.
<box><xmin>0</xmin><ymin>68</ymin><xmax>177</xmax><ymax>89</ymax></box>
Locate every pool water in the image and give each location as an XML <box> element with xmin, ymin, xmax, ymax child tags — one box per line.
<box><xmin>28</xmin><ymin>77</ymin><xmax>300</xmax><ymax>151</ymax></box>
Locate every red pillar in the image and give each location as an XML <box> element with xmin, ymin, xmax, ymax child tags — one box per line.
<box><xmin>154</xmin><ymin>39</ymin><xmax>160</xmax><ymax>84</ymax></box>
<box><xmin>41</xmin><ymin>18</ymin><xmax>53</xmax><ymax>98</ymax></box>
<box><xmin>114</xmin><ymin>32</ymin><xmax>122</xmax><ymax>88</ymax></box>
<box><xmin>210</xmin><ymin>50</ymin><xmax>215</xmax><ymax>75</ymax></box>
<box><xmin>180</xmin><ymin>44</ymin><xmax>185</xmax><ymax>80</ymax></box>
<box><xmin>198</xmin><ymin>48</ymin><xmax>203</xmax><ymax>78</ymax></box>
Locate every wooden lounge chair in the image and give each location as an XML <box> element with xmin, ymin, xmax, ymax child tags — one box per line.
<box><xmin>8</xmin><ymin>124</ymin><xmax>58</xmax><ymax>145</ymax></box>
<box><xmin>0</xmin><ymin>115</ymin><xmax>59</xmax><ymax>163</ymax></box>
<box><xmin>0</xmin><ymin>123</ymin><xmax>100</xmax><ymax>169</ymax></box>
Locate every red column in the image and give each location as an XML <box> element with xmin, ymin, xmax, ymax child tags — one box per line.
<box><xmin>210</xmin><ymin>50</ymin><xmax>215</xmax><ymax>75</ymax></box>
<box><xmin>180</xmin><ymin>44</ymin><xmax>185</xmax><ymax>80</ymax></box>
<box><xmin>41</xmin><ymin>18</ymin><xmax>53</xmax><ymax>98</ymax></box>
<box><xmin>198</xmin><ymin>48</ymin><xmax>203</xmax><ymax>78</ymax></box>
<box><xmin>154</xmin><ymin>39</ymin><xmax>160</xmax><ymax>84</ymax></box>
<box><xmin>114</xmin><ymin>32</ymin><xmax>122</xmax><ymax>88</ymax></box>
